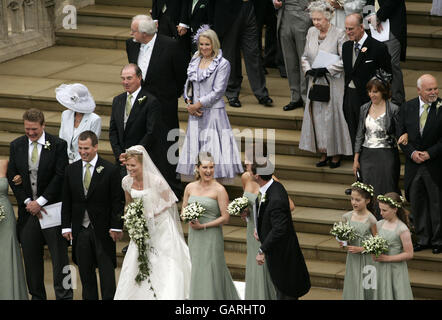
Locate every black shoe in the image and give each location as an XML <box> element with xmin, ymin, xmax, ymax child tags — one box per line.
<box><xmin>414</xmin><ymin>244</ymin><xmax>431</xmax><ymax>252</ymax></box>
<box><xmin>279</xmin><ymin>67</ymin><xmax>287</xmax><ymax>78</ymax></box>
<box><xmin>228</xmin><ymin>97</ymin><xmax>241</xmax><ymax>108</ymax></box>
<box><xmin>122</xmin><ymin>245</ymin><xmax>128</xmax><ymax>254</ymax></box>
<box><xmin>316</xmin><ymin>157</ymin><xmax>330</xmax><ymax>167</ymax></box>
<box><xmin>258</xmin><ymin>96</ymin><xmax>273</xmax><ymax>107</ymax></box>
<box><xmin>432</xmin><ymin>246</ymin><xmax>442</xmax><ymax>254</ymax></box>
<box><xmin>283</xmin><ymin>98</ymin><xmax>304</xmax><ymax>111</ymax></box>
<box><xmin>329</xmin><ymin>160</ymin><xmax>341</xmax><ymax>169</ymax></box>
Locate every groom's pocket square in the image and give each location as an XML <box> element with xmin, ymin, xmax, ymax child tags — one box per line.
<box><xmin>365</xmin><ymin>60</ymin><xmax>374</xmax><ymax>63</ymax></box>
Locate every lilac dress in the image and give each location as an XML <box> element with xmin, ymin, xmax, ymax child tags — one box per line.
<box><xmin>177</xmin><ymin>50</ymin><xmax>243</xmax><ymax>180</ymax></box>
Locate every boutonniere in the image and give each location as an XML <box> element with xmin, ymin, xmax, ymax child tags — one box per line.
<box><xmin>361</xmin><ymin>47</ymin><xmax>367</xmax><ymax>53</ymax></box>
<box><xmin>44</xmin><ymin>141</ymin><xmax>51</xmax><ymax>150</ymax></box>
<box><xmin>200</xmin><ymin>4</ymin><xmax>205</xmax><ymax>8</ymax></box>
<box><xmin>138</xmin><ymin>96</ymin><xmax>147</xmax><ymax>104</ymax></box>
<box><xmin>260</xmin><ymin>193</ymin><xmax>267</xmax><ymax>204</ymax></box>
<box><xmin>96</xmin><ymin>166</ymin><xmax>104</xmax><ymax>174</ymax></box>
<box><xmin>436</xmin><ymin>101</ymin><xmax>442</xmax><ymax>110</ymax></box>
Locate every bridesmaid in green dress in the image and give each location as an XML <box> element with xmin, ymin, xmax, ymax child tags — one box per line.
<box><xmin>341</xmin><ymin>182</ymin><xmax>378</xmax><ymax>300</ymax></box>
<box><xmin>241</xmin><ymin>162</ymin><xmax>295</xmax><ymax>300</ymax></box>
<box><xmin>374</xmin><ymin>192</ymin><xmax>414</xmax><ymax>300</ymax></box>
<box><xmin>0</xmin><ymin>159</ymin><xmax>28</xmax><ymax>300</ymax></box>
<box><xmin>182</xmin><ymin>152</ymin><xmax>239</xmax><ymax>300</ymax></box>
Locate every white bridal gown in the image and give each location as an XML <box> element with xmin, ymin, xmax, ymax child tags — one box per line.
<box><xmin>114</xmin><ymin>188</ymin><xmax>191</xmax><ymax>300</ymax></box>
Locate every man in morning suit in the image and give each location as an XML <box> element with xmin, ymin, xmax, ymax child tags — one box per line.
<box><xmin>109</xmin><ymin>64</ymin><xmax>183</xmax><ymax>200</ymax></box>
<box><xmin>126</xmin><ymin>14</ymin><xmax>187</xmax><ymax>139</ymax></box>
<box><xmin>151</xmin><ymin>0</ymin><xmax>191</xmax><ymax>58</ymax></box>
<box><xmin>7</xmin><ymin>108</ymin><xmax>72</xmax><ymax>300</ymax></box>
<box><xmin>342</xmin><ymin>13</ymin><xmax>392</xmax><ymax>152</ymax></box>
<box><xmin>253</xmin><ymin>161</ymin><xmax>311</xmax><ymax>300</ymax></box>
<box><xmin>366</xmin><ymin>0</ymin><xmax>407</xmax><ymax>105</ymax></box>
<box><xmin>185</xmin><ymin>0</ymin><xmax>209</xmax><ymax>54</ymax></box>
<box><xmin>208</xmin><ymin>0</ymin><xmax>273</xmax><ymax>108</ymax></box>
<box><xmin>61</xmin><ymin>131</ymin><xmax>124</xmax><ymax>300</ymax></box>
<box><xmin>400</xmin><ymin>74</ymin><xmax>442</xmax><ymax>254</ymax></box>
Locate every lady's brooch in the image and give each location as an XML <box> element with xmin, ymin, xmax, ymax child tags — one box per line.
<box><xmin>44</xmin><ymin>141</ymin><xmax>51</xmax><ymax>150</ymax></box>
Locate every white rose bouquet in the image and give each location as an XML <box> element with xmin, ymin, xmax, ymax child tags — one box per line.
<box><xmin>181</xmin><ymin>202</ymin><xmax>205</xmax><ymax>223</ymax></box>
<box><xmin>0</xmin><ymin>205</ymin><xmax>6</xmax><ymax>222</ymax></box>
<box><xmin>362</xmin><ymin>235</ymin><xmax>389</xmax><ymax>258</ymax></box>
<box><xmin>227</xmin><ymin>196</ymin><xmax>249</xmax><ymax>216</ymax></box>
<box><xmin>330</xmin><ymin>221</ymin><xmax>358</xmax><ymax>246</ymax></box>
<box><xmin>123</xmin><ymin>198</ymin><xmax>156</xmax><ymax>297</ymax></box>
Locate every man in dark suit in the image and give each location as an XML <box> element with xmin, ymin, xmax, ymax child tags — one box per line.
<box><xmin>366</xmin><ymin>0</ymin><xmax>407</xmax><ymax>105</ymax></box>
<box><xmin>400</xmin><ymin>74</ymin><xmax>442</xmax><ymax>254</ymax></box>
<box><xmin>109</xmin><ymin>64</ymin><xmax>183</xmax><ymax>200</ymax></box>
<box><xmin>252</xmin><ymin>161</ymin><xmax>311</xmax><ymax>300</ymax></box>
<box><xmin>151</xmin><ymin>0</ymin><xmax>191</xmax><ymax>57</ymax></box>
<box><xmin>126</xmin><ymin>14</ymin><xmax>187</xmax><ymax>137</ymax></box>
<box><xmin>342</xmin><ymin>13</ymin><xmax>392</xmax><ymax>151</ymax></box>
<box><xmin>7</xmin><ymin>108</ymin><xmax>72</xmax><ymax>300</ymax></box>
<box><xmin>61</xmin><ymin>131</ymin><xmax>124</xmax><ymax>300</ymax></box>
<box><xmin>185</xmin><ymin>0</ymin><xmax>209</xmax><ymax>54</ymax></box>
<box><xmin>208</xmin><ymin>0</ymin><xmax>273</xmax><ymax>108</ymax></box>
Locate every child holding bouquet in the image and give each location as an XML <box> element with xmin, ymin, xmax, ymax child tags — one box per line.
<box><xmin>374</xmin><ymin>192</ymin><xmax>414</xmax><ymax>300</ymax></box>
<box><xmin>340</xmin><ymin>182</ymin><xmax>378</xmax><ymax>300</ymax></box>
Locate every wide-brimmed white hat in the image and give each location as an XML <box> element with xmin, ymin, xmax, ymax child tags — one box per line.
<box><xmin>55</xmin><ymin>83</ymin><xmax>96</xmax><ymax>113</ymax></box>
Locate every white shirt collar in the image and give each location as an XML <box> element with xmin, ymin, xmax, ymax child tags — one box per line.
<box><xmin>357</xmin><ymin>32</ymin><xmax>368</xmax><ymax>48</ymax></box>
<box><xmin>29</xmin><ymin>131</ymin><xmax>46</xmax><ymax>146</ymax></box>
<box><xmin>259</xmin><ymin>178</ymin><xmax>274</xmax><ymax>195</ymax></box>
<box><xmin>82</xmin><ymin>153</ymin><xmax>98</xmax><ymax>168</ymax></box>
<box><xmin>419</xmin><ymin>96</ymin><xmax>431</xmax><ymax>108</ymax></box>
<box><xmin>127</xmin><ymin>86</ymin><xmax>142</xmax><ymax>100</ymax></box>
<box><xmin>140</xmin><ymin>33</ymin><xmax>157</xmax><ymax>50</ymax></box>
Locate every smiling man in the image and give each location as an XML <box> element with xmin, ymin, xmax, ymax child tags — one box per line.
<box><xmin>61</xmin><ymin>130</ymin><xmax>124</xmax><ymax>300</ymax></box>
<box><xmin>109</xmin><ymin>64</ymin><xmax>182</xmax><ymax>200</ymax></box>
<box><xmin>7</xmin><ymin>108</ymin><xmax>72</xmax><ymax>300</ymax></box>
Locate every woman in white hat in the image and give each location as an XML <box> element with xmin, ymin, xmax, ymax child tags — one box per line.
<box><xmin>56</xmin><ymin>83</ymin><xmax>102</xmax><ymax>163</ymax></box>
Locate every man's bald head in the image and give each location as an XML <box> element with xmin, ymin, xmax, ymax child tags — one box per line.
<box><xmin>345</xmin><ymin>13</ymin><xmax>365</xmax><ymax>42</ymax></box>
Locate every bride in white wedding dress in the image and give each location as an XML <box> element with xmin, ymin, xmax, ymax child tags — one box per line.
<box><xmin>114</xmin><ymin>145</ymin><xmax>191</xmax><ymax>300</ymax></box>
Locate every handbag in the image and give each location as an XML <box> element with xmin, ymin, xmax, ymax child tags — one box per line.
<box><xmin>308</xmin><ymin>74</ymin><xmax>330</xmax><ymax>102</ymax></box>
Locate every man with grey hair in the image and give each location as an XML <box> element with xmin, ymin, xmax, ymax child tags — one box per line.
<box><xmin>400</xmin><ymin>74</ymin><xmax>442</xmax><ymax>254</ymax></box>
<box><xmin>126</xmin><ymin>14</ymin><xmax>187</xmax><ymax>148</ymax></box>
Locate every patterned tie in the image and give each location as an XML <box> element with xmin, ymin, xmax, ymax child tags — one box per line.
<box><xmin>257</xmin><ymin>191</ymin><xmax>262</xmax><ymax>204</ymax></box>
<box><xmin>125</xmin><ymin>93</ymin><xmax>133</xmax><ymax>117</ymax></box>
<box><xmin>31</xmin><ymin>141</ymin><xmax>38</xmax><ymax>163</ymax></box>
<box><xmin>354</xmin><ymin>42</ymin><xmax>360</xmax><ymax>56</ymax></box>
<box><xmin>420</xmin><ymin>103</ymin><xmax>430</xmax><ymax>132</ymax></box>
<box><xmin>84</xmin><ymin>163</ymin><xmax>91</xmax><ymax>190</ymax></box>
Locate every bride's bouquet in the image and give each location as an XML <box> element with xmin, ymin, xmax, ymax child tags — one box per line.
<box><xmin>0</xmin><ymin>205</ymin><xmax>6</xmax><ymax>222</ymax></box>
<box><xmin>123</xmin><ymin>198</ymin><xmax>156</xmax><ymax>296</ymax></box>
<box><xmin>330</xmin><ymin>221</ymin><xmax>358</xmax><ymax>246</ymax></box>
<box><xmin>362</xmin><ymin>235</ymin><xmax>389</xmax><ymax>258</ymax></box>
<box><xmin>181</xmin><ymin>202</ymin><xmax>205</xmax><ymax>223</ymax></box>
<box><xmin>227</xmin><ymin>196</ymin><xmax>249</xmax><ymax>216</ymax></box>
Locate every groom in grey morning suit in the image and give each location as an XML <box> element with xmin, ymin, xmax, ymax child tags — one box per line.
<box><xmin>275</xmin><ymin>0</ymin><xmax>312</xmax><ymax>110</ymax></box>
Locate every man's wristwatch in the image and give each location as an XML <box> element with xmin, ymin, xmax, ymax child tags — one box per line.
<box><xmin>258</xmin><ymin>248</ymin><xmax>264</xmax><ymax>255</ymax></box>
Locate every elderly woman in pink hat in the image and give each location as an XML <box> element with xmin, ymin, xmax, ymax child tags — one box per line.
<box><xmin>56</xmin><ymin>83</ymin><xmax>102</xmax><ymax>163</ymax></box>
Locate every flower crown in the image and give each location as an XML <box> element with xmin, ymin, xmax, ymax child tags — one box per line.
<box><xmin>351</xmin><ymin>181</ymin><xmax>374</xmax><ymax>196</ymax></box>
<box><xmin>377</xmin><ymin>195</ymin><xmax>405</xmax><ymax>208</ymax></box>
<box><xmin>192</xmin><ymin>24</ymin><xmax>211</xmax><ymax>44</ymax></box>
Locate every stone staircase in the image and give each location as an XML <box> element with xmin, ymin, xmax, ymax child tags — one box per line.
<box><xmin>0</xmin><ymin>0</ymin><xmax>441</xmax><ymax>300</ymax></box>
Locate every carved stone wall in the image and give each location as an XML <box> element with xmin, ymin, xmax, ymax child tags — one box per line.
<box><xmin>0</xmin><ymin>0</ymin><xmax>94</xmax><ymax>62</ymax></box>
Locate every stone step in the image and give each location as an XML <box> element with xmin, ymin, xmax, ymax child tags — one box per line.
<box><xmin>407</xmin><ymin>24</ymin><xmax>442</xmax><ymax>48</ymax></box>
<box><xmin>77</xmin><ymin>5</ymin><xmax>150</xmax><ymax>28</ymax></box>
<box><xmin>184</xmin><ymin>224</ymin><xmax>442</xmax><ymax>273</ymax></box>
<box><xmin>96</xmin><ymin>0</ymin><xmax>152</xmax><ymax>7</ymax></box>
<box><xmin>401</xmin><ymin>46</ymin><xmax>442</xmax><ymax>70</ymax></box>
<box><xmin>407</xmin><ymin>2</ymin><xmax>442</xmax><ymax>26</ymax></box>
<box><xmin>223</xmin><ymin>252</ymin><xmax>442</xmax><ymax>299</ymax></box>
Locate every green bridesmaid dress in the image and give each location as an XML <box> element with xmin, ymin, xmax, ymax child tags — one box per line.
<box><xmin>187</xmin><ymin>195</ymin><xmax>239</xmax><ymax>300</ymax></box>
<box><xmin>0</xmin><ymin>177</ymin><xmax>28</xmax><ymax>300</ymax></box>
<box><xmin>374</xmin><ymin>219</ymin><xmax>413</xmax><ymax>300</ymax></box>
<box><xmin>243</xmin><ymin>191</ymin><xmax>277</xmax><ymax>300</ymax></box>
<box><xmin>342</xmin><ymin>211</ymin><xmax>377</xmax><ymax>300</ymax></box>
